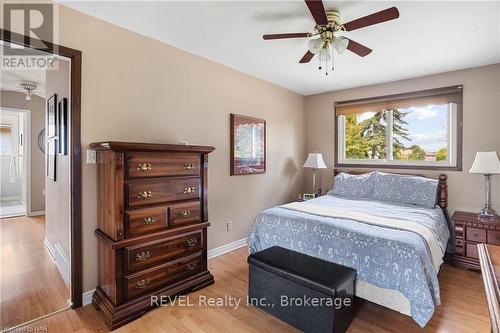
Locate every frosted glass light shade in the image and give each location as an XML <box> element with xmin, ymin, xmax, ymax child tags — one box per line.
<box><xmin>308</xmin><ymin>38</ymin><xmax>325</xmax><ymax>54</ymax></box>
<box><xmin>470</xmin><ymin>151</ymin><xmax>500</xmax><ymax>174</ymax></box>
<box><xmin>332</xmin><ymin>37</ymin><xmax>348</xmax><ymax>54</ymax></box>
<box><xmin>303</xmin><ymin>153</ymin><xmax>327</xmax><ymax>169</ymax></box>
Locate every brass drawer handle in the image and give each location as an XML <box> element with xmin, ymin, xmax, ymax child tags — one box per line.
<box><xmin>177</xmin><ymin>210</ymin><xmax>191</xmax><ymax>218</ymax></box>
<box><xmin>186</xmin><ymin>262</ymin><xmax>198</xmax><ymax>271</ymax></box>
<box><xmin>474</xmin><ymin>233</ymin><xmax>478</xmax><ymax>238</ymax></box>
<box><xmin>135</xmin><ymin>251</ymin><xmax>151</xmax><ymax>262</ymax></box>
<box><xmin>143</xmin><ymin>216</ymin><xmax>156</xmax><ymax>225</ymax></box>
<box><xmin>137</xmin><ymin>191</ymin><xmax>152</xmax><ymax>199</ymax></box>
<box><xmin>185</xmin><ymin>238</ymin><xmax>198</xmax><ymax>248</ymax></box>
<box><xmin>184</xmin><ymin>162</ymin><xmax>195</xmax><ymax>170</ymax></box>
<box><xmin>137</xmin><ymin>163</ymin><xmax>152</xmax><ymax>172</ymax></box>
<box><xmin>134</xmin><ymin>279</ymin><xmax>150</xmax><ymax>289</ymax></box>
<box><xmin>183</xmin><ymin>186</ymin><xmax>195</xmax><ymax>194</ymax></box>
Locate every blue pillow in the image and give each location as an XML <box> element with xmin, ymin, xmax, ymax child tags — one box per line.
<box><xmin>331</xmin><ymin>172</ymin><xmax>376</xmax><ymax>199</ymax></box>
<box><xmin>373</xmin><ymin>172</ymin><xmax>438</xmax><ymax>208</ymax></box>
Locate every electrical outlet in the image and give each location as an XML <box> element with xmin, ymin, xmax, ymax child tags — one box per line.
<box><xmin>227</xmin><ymin>221</ymin><xmax>233</xmax><ymax>232</ymax></box>
<box><xmin>86</xmin><ymin>149</ymin><xmax>97</xmax><ymax>164</ymax></box>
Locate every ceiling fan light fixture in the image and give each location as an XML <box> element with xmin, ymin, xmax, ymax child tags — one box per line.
<box><xmin>307</xmin><ymin>38</ymin><xmax>325</xmax><ymax>54</ymax></box>
<box><xmin>20</xmin><ymin>82</ymin><xmax>37</xmax><ymax>101</ymax></box>
<box><xmin>332</xmin><ymin>36</ymin><xmax>348</xmax><ymax>54</ymax></box>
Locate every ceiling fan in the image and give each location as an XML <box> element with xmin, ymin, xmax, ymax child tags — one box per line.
<box><xmin>263</xmin><ymin>0</ymin><xmax>399</xmax><ymax>75</ymax></box>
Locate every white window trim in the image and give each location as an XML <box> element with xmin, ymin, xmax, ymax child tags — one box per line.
<box><xmin>337</xmin><ymin>103</ymin><xmax>459</xmax><ymax>168</ymax></box>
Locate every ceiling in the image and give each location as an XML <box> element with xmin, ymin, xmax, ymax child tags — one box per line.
<box><xmin>1</xmin><ymin>69</ymin><xmax>46</xmax><ymax>98</ymax></box>
<box><xmin>63</xmin><ymin>1</ymin><xmax>500</xmax><ymax>96</ymax></box>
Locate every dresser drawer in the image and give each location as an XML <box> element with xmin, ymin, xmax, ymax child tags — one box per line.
<box><xmin>125</xmin><ymin>206</ymin><xmax>168</xmax><ymax>238</ymax></box>
<box><xmin>124</xmin><ymin>253</ymin><xmax>203</xmax><ymax>300</ymax></box>
<box><xmin>169</xmin><ymin>201</ymin><xmax>201</xmax><ymax>228</ymax></box>
<box><xmin>466</xmin><ymin>227</ymin><xmax>486</xmax><ymax>243</ymax></box>
<box><xmin>127</xmin><ymin>152</ymin><xmax>200</xmax><ymax>179</ymax></box>
<box><xmin>126</xmin><ymin>178</ymin><xmax>200</xmax><ymax>208</ymax></box>
<box><xmin>488</xmin><ymin>230</ymin><xmax>500</xmax><ymax>245</ymax></box>
<box><xmin>124</xmin><ymin>231</ymin><xmax>203</xmax><ymax>272</ymax></box>
<box><xmin>466</xmin><ymin>242</ymin><xmax>479</xmax><ymax>259</ymax></box>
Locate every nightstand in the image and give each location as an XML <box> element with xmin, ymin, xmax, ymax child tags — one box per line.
<box><xmin>452</xmin><ymin>211</ymin><xmax>500</xmax><ymax>270</ymax></box>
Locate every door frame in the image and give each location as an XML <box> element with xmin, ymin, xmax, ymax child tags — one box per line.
<box><xmin>0</xmin><ymin>29</ymin><xmax>83</xmax><ymax>307</ymax></box>
<box><xmin>0</xmin><ymin>106</ymin><xmax>31</xmax><ymax>216</ymax></box>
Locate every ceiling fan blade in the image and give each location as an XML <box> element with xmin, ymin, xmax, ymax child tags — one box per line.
<box><xmin>343</xmin><ymin>7</ymin><xmax>399</xmax><ymax>31</ymax></box>
<box><xmin>263</xmin><ymin>33</ymin><xmax>311</xmax><ymax>40</ymax></box>
<box><xmin>346</xmin><ymin>39</ymin><xmax>372</xmax><ymax>57</ymax></box>
<box><xmin>304</xmin><ymin>0</ymin><xmax>328</xmax><ymax>25</ymax></box>
<box><xmin>299</xmin><ymin>51</ymin><xmax>315</xmax><ymax>63</ymax></box>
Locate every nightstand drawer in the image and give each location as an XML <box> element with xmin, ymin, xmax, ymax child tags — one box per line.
<box><xmin>466</xmin><ymin>227</ymin><xmax>486</xmax><ymax>243</ymax></box>
<box><xmin>488</xmin><ymin>230</ymin><xmax>500</xmax><ymax>245</ymax></box>
<box><xmin>466</xmin><ymin>242</ymin><xmax>479</xmax><ymax>259</ymax></box>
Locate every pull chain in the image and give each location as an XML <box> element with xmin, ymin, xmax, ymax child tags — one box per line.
<box><xmin>325</xmin><ymin>47</ymin><xmax>330</xmax><ymax>75</ymax></box>
<box><xmin>332</xmin><ymin>47</ymin><xmax>335</xmax><ymax>72</ymax></box>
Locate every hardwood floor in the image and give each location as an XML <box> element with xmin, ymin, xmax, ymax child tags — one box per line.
<box><xmin>0</xmin><ymin>215</ymin><xmax>70</xmax><ymax>329</ymax></box>
<box><xmin>16</xmin><ymin>246</ymin><xmax>490</xmax><ymax>333</ymax></box>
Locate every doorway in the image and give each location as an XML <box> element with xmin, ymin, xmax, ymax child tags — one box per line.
<box><xmin>0</xmin><ymin>56</ymin><xmax>74</xmax><ymax>330</ymax></box>
<box><xmin>0</xmin><ymin>107</ymin><xmax>28</xmax><ymax>218</ymax></box>
<box><xmin>0</xmin><ymin>26</ymin><xmax>82</xmax><ymax>331</ymax></box>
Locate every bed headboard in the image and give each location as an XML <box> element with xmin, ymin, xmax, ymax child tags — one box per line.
<box><xmin>333</xmin><ymin>169</ymin><xmax>449</xmax><ymax>214</ymax></box>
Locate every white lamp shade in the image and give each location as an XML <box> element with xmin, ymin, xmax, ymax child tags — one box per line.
<box><xmin>470</xmin><ymin>151</ymin><xmax>500</xmax><ymax>174</ymax></box>
<box><xmin>332</xmin><ymin>37</ymin><xmax>348</xmax><ymax>54</ymax></box>
<box><xmin>308</xmin><ymin>38</ymin><xmax>325</xmax><ymax>54</ymax></box>
<box><xmin>303</xmin><ymin>153</ymin><xmax>327</xmax><ymax>169</ymax></box>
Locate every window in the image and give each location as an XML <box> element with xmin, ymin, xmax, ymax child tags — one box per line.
<box><xmin>335</xmin><ymin>86</ymin><xmax>462</xmax><ymax>170</ymax></box>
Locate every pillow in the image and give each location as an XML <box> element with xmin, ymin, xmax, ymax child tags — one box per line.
<box><xmin>331</xmin><ymin>172</ymin><xmax>376</xmax><ymax>199</ymax></box>
<box><xmin>373</xmin><ymin>172</ymin><xmax>438</xmax><ymax>208</ymax></box>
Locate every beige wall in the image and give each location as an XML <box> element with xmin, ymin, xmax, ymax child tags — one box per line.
<box><xmin>0</xmin><ymin>91</ymin><xmax>45</xmax><ymax>212</ymax></box>
<box><xmin>53</xmin><ymin>5</ymin><xmax>306</xmax><ymax>292</ymax></box>
<box><xmin>304</xmin><ymin>63</ymin><xmax>500</xmax><ymax>216</ymax></box>
<box><xmin>45</xmin><ymin>58</ymin><xmax>71</xmax><ymax>282</ymax></box>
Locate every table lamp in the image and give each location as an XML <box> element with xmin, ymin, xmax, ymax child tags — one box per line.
<box><xmin>470</xmin><ymin>151</ymin><xmax>500</xmax><ymax>218</ymax></box>
<box><xmin>303</xmin><ymin>153</ymin><xmax>327</xmax><ymax>194</ymax></box>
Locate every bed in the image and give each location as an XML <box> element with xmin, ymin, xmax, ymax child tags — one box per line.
<box><xmin>248</xmin><ymin>170</ymin><xmax>450</xmax><ymax>327</ymax></box>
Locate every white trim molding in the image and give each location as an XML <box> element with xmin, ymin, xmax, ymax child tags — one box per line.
<box><xmin>44</xmin><ymin>238</ymin><xmax>71</xmax><ymax>286</ymax></box>
<box><xmin>208</xmin><ymin>238</ymin><xmax>247</xmax><ymax>259</ymax></box>
<box><xmin>82</xmin><ymin>289</ymin><xmax>95</xmax><ymax>306</ymax></box>
<box><xmin>28</xmin><ymin>210</ymin><xmax>45</xmax><ymax>217</ymax></box>
<box><xmin>81</xmin><ymin>237</ymin><xmax>248</xmax><ymax>306</ymax></box>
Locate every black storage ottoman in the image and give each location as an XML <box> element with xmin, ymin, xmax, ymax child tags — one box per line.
<box><xmin>248</xmin><ymin>246</ymin><xmax>356</xmax><ymax>333</ymax></box>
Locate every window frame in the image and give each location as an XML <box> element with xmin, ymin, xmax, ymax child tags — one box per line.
<box><xmin>334</xmin><ymin>86</ymin><xmax>463</xmax><ymax>171</ymax></box>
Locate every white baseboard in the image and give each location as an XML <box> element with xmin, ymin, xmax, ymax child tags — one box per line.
<box><xmin>44</xmin><ymin>238</ymin><xmax>71</xmax><ymax>286</ymax></box>
<box><xmin>208</xmin><ymin>237</ymin><xmax>247</xmax><ymax>259</ymax></box>
<box><xmin>82</xmin><ymin>289</ymin><xmax>95</xmax><ymax>306</ymax></box>
<box><xmin>81</xmin><ymin>237</ymin><xmax>247</xmax><ymax>306</ymax></box>
<box><xmin>44</xmin><ymin>238</ymin><xmax>56</xmax><ymax>259</ymax></box>
<box><xmin>28</xmin><ymin>210</ymin><xmax>45</xmax><ymax>216</ymax></box>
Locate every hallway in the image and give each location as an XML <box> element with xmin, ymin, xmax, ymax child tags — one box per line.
<box><xmin>0</xmin><ymin>215</ymin><xmax>69</xmax><ymax>329</ymax></box>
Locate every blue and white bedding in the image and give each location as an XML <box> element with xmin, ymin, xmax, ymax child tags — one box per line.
<box><xmin>248</xmin><ymin>194</ymin><xmax>450</xmax><ymax>327</ymax></box>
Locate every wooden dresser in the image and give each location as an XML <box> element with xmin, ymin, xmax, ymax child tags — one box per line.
<box><xmin>90</xmin><ymin>142</ymin><xmax>215</xmax><ymax>330</ymax></box>
<box><xmin>452</xmin><ymin>211</ymin><xmax>500</xmax><ymax>270</ymax></box>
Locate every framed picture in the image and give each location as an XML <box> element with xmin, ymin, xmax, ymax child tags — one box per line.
<box><xmin>230</xmin><ymin>114</ymin><xmax>266</xmax><ymax>175</ymax></box>
<box><xmin>47</xmin><ymin>94</ymin><xmax>57</xmax><ymax>138</ymax></box>
<box><xmin>58</xmin><ymin>98</ymin><xmax>68</xmax><ymax>155</ymax></box>
<box><xmin>47</xmin><ymin>138</ymin><xmax>57</xmax><ymax>181</ymax></box>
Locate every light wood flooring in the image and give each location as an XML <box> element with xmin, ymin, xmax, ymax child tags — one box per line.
<box><xmin>0</xmin><ymin>215</ymin><xmax>70</xmax><ymax>330</ymax></box>
<box><xmin>14</xmin><ymin>246</ymin><xmax>490</xmax><ymax>332</ymax></box>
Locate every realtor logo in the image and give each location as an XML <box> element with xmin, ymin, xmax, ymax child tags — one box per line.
<box><xmin>1</xmin><ymin>2</ymin><xmax>58</xmax><ymax>70</ymax></box>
